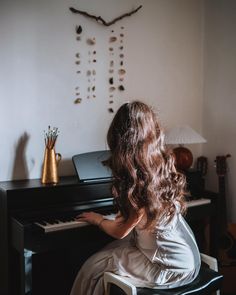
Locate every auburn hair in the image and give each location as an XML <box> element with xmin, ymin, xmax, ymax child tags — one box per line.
<box><xmin>106</xmin><ymin>101</ymin><xmax>186</xmax><ymax>229</ymax></box>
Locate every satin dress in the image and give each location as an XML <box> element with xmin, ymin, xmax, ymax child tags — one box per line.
<box><xmin>70</xmin><ymin>208</ymin><xmax>201</xmax><ymax>295</ymax></box>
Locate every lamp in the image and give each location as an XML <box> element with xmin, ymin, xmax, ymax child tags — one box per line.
<box><xmin>165</xmin><ymin>125</ymin><xmax>206</xmax><ymax>171</ymax></box>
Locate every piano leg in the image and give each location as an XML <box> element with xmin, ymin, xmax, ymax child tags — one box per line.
<box><xmin>20</xmin><ymin>249</ymin><xmax>34</xmax><ymax>295</ymax></box>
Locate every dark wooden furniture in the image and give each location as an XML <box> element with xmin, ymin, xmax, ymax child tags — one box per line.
<box><xmin>0</xmin><ymin>176</ymin><xmax>219</xmax><ymax>295</ymax></box>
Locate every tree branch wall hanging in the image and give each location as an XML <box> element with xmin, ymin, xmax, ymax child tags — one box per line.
<box><xmin>69</xmin><ymin>5</ymin><xmax>142</xmax><ymax>26</ymax></box>
<box><xmin>70</xmin><ymin>5</ymin><xmax>143</xmax><ymax>113</ymax></box>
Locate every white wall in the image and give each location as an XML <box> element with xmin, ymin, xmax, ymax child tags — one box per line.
<box><xmin>203</xmin><ymin>0</ymin><xmax>236</xmax><ymax>222</ymax></box>
<box><xmin>0</xmin><ymin>0</ymin><xmax>204</xmax><ymax>181</ymax></box>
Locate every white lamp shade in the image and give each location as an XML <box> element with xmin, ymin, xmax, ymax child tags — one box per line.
<box><xmin>165</xmin><ymin>125</ymin><xmax>207</xmax><ymax>145</ymax></box>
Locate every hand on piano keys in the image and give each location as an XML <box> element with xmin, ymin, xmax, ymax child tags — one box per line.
<box><xmin>76</xmin><ymin>211</ymin><xmax>105</xmax><ymax>226</ymax></box>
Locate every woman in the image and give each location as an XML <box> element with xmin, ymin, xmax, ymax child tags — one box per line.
<box><xmin>70</xmin><ymin>101</ymin><xmax>200</xmax><ymax>295</ymax></box>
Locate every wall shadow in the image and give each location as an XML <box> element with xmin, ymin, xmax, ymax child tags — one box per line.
<box><xmin>11</xmin><ymin>132</ymin><xmax>30</xmax><ymax>180</ymax></box>
<box><xmin>58</xmin><ymin>158</ymin><xmax>76</xmax><ymax>177</ymax></box>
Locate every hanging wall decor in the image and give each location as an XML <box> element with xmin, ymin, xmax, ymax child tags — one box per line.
<box><xmin>70</xmin><ymin>5</ymin><xmax>142</xmax><ymax>112</ymax></box>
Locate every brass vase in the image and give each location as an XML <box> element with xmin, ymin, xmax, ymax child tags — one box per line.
<box><xmin>41</xmin><ymin>147</ymin><xmax>61</xmax><ymax>184</ymax></box>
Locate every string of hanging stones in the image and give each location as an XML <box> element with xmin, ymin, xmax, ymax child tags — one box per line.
<box><xmin>108</xmin><ymin>26</ymin><xmax>126</xmax><ymax>113</ymax></box>
<box><xmin>74</xmin><ymin>25</ymin><xmax>97</xmax><ymax>104</ymax></box>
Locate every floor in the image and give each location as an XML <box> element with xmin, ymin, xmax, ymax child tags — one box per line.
<box><xmin>220</xmin><ymin>265</ymin><xmax>236</xmax><ymax>295</ymax></box>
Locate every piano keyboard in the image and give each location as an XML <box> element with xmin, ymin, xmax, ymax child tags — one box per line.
<box><xmin>35</xmin><ymin>213</ymin><xmax>116</xmax><ymax>233</ymax></box>
<box><xmin>186</xmin><ymin>198</ymin><xmax>211</xmax><ymax>208</ymax></box>
<box><xmin>34</xmin><ymin>198</ymin><xmax>211</xmax><ymax>233</ymax></box>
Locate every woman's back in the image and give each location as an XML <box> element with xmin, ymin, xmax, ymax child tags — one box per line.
<box><xmin>134</xmin><ymin>209</ymin><xmax>201</xmax><ymax>273</ymax></box>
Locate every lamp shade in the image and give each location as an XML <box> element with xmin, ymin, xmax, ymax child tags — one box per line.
<box><xmin>164</xmin><ymin>125</ymin><xmax>206</xmax><ymax>171</ymax></box>
<box><xmin>165</xmin><ymin>125</ymin><xmax>206</xmax><ymax>145</ymax></box>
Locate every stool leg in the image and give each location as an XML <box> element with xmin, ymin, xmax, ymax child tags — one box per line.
<box><xmin>200</xmin><ymin>253</ymin><xmax>221</xmax><ymax>295</ymax></box>
<box><xmin>104</xmin><ymin>272</ymin><xmax>137</xmax><ymax>295</ymax></box>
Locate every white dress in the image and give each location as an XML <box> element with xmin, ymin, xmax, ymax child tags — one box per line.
<box><xmin>70</xmin><ymin>210</ymin><xmax>201</xmax><ymax>295</ymax></box>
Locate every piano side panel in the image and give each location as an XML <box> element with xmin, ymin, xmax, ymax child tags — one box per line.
<box><xmin>0</xmin><ymin>189</ymin><xmax>9</xmax><ymax>295</ymax></box>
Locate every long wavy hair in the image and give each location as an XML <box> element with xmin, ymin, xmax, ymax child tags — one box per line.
<box><xmin>106</xmin><ymin>101</ymin><xmax>186</xmax><ymax>229</ymax></box>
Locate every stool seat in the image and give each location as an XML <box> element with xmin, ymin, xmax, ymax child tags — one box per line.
<box><xmin>104</xmin><ymin>254</ymin><xmax>223</xmax><ymax>295</ymax></box>
<box><xmin>110</xmin><ymin>267</ymin><xmax>223</xmax><ymax>295</ymax></box>
<box><xmin>136</xmin><ymin>267</ymin><xmax>223</xmax><ymax>295</ymax></box>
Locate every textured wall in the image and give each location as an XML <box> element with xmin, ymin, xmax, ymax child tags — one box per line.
<box><xmin>0</xmin><ymin>0</ymin><xmax>204</xmax><ymax>180</ymax></box>
<box><xmin>203</xmin><ymin>0</ymin><xmax>236</xmax><ymax>222</ymax></box>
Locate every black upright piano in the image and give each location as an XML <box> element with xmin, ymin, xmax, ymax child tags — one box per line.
<box><xmin>0</xmin><ymin>174</ymin><xmax>218</xmax><ymax>295</ymax></box>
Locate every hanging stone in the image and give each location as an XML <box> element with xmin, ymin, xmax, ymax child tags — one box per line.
<box><xmin>109</xmin><ymin>69</ymin><xmax>114</xmax><ymax>74</ymax></box>
<box><xmin>109</xmin><ymin>100</ymin><xmax>114</xmax><ymax>104</ymax></box>
<box><xmin>118</xmin><ymin>69</ymin><xmax>126</xmax><ymax>75</ymax></box>
<box><xmin>120</xmin><ymin>33</ymin><xmax>124</xmax><ymax>37</ymax></box>
<box><xmin>93</xmin><ymin>59</ymin><xmax>96</xmax><ymax>63</ymax></box>
<box><xmin>87</xmin><ymin>38</ymin><xmax>96</xmax><ymax>45</ymax></box>
<box><xmin>76</xmin><ymin>25</ymin><xmax>82</xmax><ymax>34</ymax></box>
<box><xmin>93</xmin><ymin>50</ymin><xmax>96</xmax><ymax>54</ymax></box>
<box><xmin>119</xmin><ymin>46</ymin><xmax>124</xmax><ymax>50</ymax></box>
<box><xmin>109</xmin><ymin>47</ymin><xmax>113</xmax><ymax>51</ymax></box>
<box><xmin>120</xmin><ymin>54</ymin><xmax>124</xmax><ymax>59</ymax></box>
<box><xmin>76</xmin><ymin>71</ymin><xmax>81</xmax><ymax>74</ymax></box>
<box><xmin>75</xmin><ymin>61</ymin><xmax>80</xmax><ymax>65</ymax></box>
<box><xmin>109</xmin><ymin>87</ymin><xmax>116</xmax><ymax>92</ymax></box>
<box><xmin>93</xmin><ymin>95</ymin><xmax>96</xmax><ymax>98</ymax></box>
<box><xmin>76</xmin><ymin>92</ymin><xmax>80</xmax><ymax>96</ymax></box>
<box><xmin>110</xmin><ymin>61</ymin><xmax>114</xmax><ymax>67</ymax></box>
<box><xmin>76</xmin><ymin>53</ymin><xmax>80</xmax><ymax>58</ymax></box>
<box><xmin>75</xmin><ymin>86</ymin><xmax>79</xmax><ymax>90</ymax></box>
<box><xmin>121</xmin><ymin>26</ymin><xmax>124</xmax><ymax>30</ymax></box>
<box><xmin>118</xmin><ymin>85</ymin><xmax>125</xmax><ymax>91</ymax></box>
<box><xmin>109</xmin><ymin>77</ymin><xmax>114</xmax><ymax>85</ymax></box>
<box><xmin>74</xmin><ymin>98</ymin><xmax>82</xmax><ymax>104</ymax></box>
<box><xmin>76</xmin><ymin>36</ymin><xmax>81</xmax><ymax>41</ymax></box>
<box><xmin>109</xmin><ymin>36</ymin><xmax>117</xmax><ymax>43</ymax></box>
<box><xmin>120</xmin><ymin>61</ymin><xmax>123</xmax><ymax>66</ymax></box>
<box><xmin>108</xmin><ymin>108</ymin><xmax>114</xmax><ymax>113</ymax></box>
<box><xmin>92</xmin><ymin>86</ymin><xmax>95</xmax><ymax>91</ymax></box>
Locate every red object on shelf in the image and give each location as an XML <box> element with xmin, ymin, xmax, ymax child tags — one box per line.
<box><xmin>173</xmin><ymin>146</ymin><xmax>193</xmax><ymax>171</ymax></box>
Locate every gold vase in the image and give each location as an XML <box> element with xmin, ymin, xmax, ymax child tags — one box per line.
<box><xmin>41</xmin><ymin>147</ymin><xmax>61</xmax><ymax>184</ymax></box>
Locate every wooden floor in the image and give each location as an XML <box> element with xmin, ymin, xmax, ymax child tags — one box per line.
<box><xmin>220</xmin><ymin>265</ymin><xmax>236</xmax><ymax>295</ymax></box>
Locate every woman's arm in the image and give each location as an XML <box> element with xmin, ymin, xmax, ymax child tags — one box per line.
<box><xmin>76</xmin><ymin>210</ymin><xmax>143</xmax><ymax>239</ymax></box>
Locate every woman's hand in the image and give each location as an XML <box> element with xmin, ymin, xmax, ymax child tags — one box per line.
<box><xmin>76</xmin><ymin>211</ymin><xmax>104</xmax><ymax>226</ymax></box>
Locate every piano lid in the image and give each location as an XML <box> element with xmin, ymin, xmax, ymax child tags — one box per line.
<box><xmin>72</xmin><ymin>150</ymin><xmax>112</xmax><ymax>182</ymax></box>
